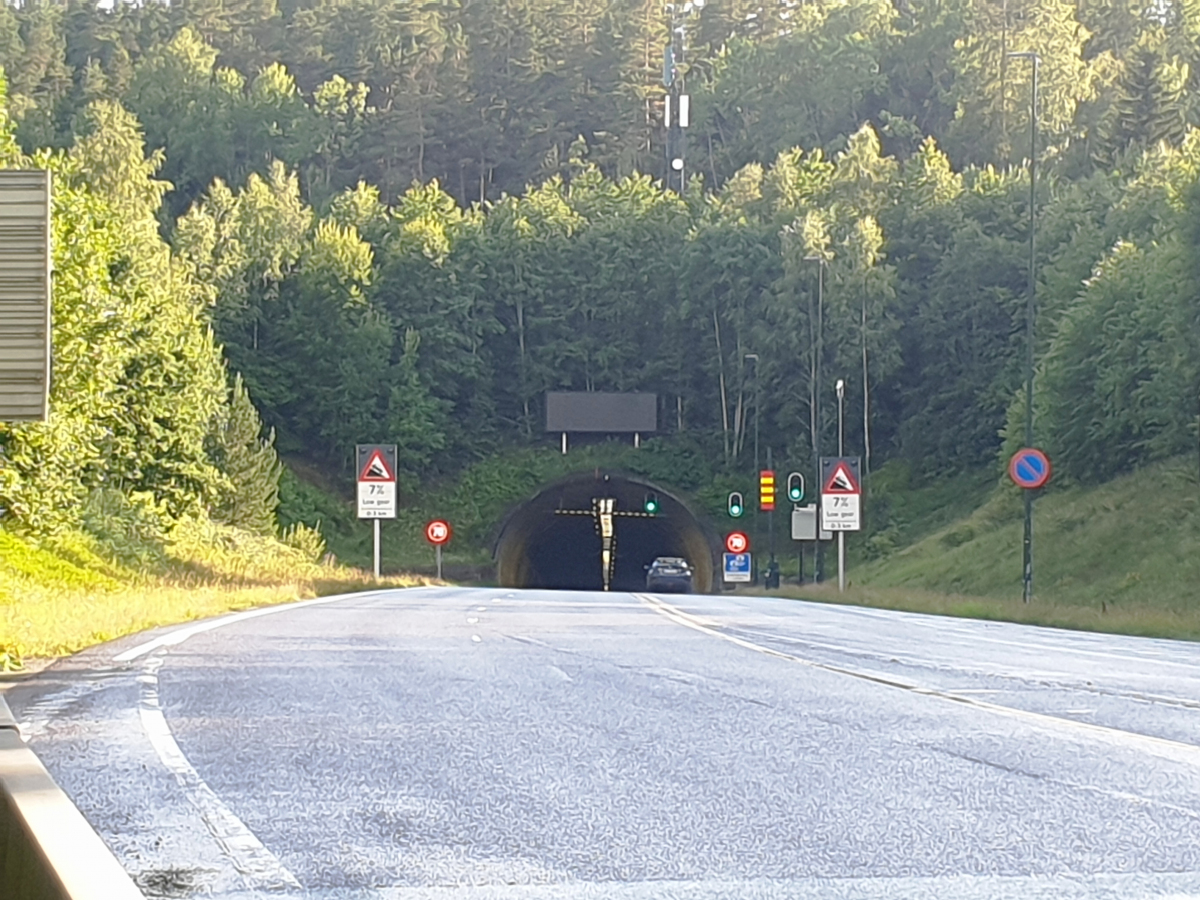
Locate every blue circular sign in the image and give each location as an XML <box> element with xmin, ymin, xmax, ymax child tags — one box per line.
<box><xmin>1008</xmin><ymin>448</ymin><xmax>1051</xmax><ymax>489</ymax></box>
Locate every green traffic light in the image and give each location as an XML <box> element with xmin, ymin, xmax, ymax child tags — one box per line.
<box><xmin>728</xmin><ymin>492</ymin><xmax>744</xmax><ymax>517</ymax></box>
<box><xmin>644</xmin><ymin>493</ymin><xmax>659</xmax><ymax>514</ymax></box>
<box><xmin>730</xmin><ymin>504</ymin><xmax>743</xmax><ymax>517</ymax></box>
<box><xmin>786</xmin><ymin>472</ymin><xmax>804</xmax><ymax>503</ymax></box>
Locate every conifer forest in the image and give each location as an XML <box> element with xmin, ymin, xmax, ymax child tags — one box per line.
<box><xmin>2</xmin><ymin>0</ymin><xmax>1199</xmax><ymax>537</ymax></box>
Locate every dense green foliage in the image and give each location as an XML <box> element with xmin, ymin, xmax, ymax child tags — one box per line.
<box><xmin>2</xmin><ymin>0</ymin><xmax>1200</xmax><ymax>549</ymax></box>
<box><xmin>0</xmin><ymin>70</ymin><xmax>282</xmax><ymax>541</ymax></box>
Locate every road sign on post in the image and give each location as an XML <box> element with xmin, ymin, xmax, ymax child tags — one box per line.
<box><xmin>723</xmin><ymin>552</ymin><xmax>752</xmax><ymax>584</ymax></box>
<box><xmin>425</xmin><ymin>519</ymin><xmax>452</xmax><ymax>580</ymax></box>
<box><xmin>1009</xmin><ymin>448</ymin><xmax>1051</xmax><ymax>489</ymax></box>
<box><xmin>725</xmin><ymin>531</ymin><xmax>749</xmax><ymax>554</ymax></box>
<box><xmin>357</xmin><ymin>444</ymin><xmax>397</xmax><ymax>581</ymax></box>
<box><xmin>819</xmin><ymin>457</ymin><xmax>862</xmax><ymax>532</ymax></box>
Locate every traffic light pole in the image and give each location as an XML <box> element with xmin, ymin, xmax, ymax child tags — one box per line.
<box><xmin>767</xmin><ymin>447</ymin><xmax>775</xmax><ymax>565</ymax></box>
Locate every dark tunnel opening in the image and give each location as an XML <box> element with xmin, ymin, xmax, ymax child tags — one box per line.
<box><xmin>493</xmin><ymin>472</ymin><xmax>719</xmax><ymax>593</ymax></box>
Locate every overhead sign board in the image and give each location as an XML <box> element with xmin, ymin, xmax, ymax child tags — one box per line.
<box><xmin>820</xmin><ymin>456</ymin><xmax>862</xmax><ymax>532</ymax></box>
<box><xmin>1009</xmin><ymin>448</ymin><xmax>1051</xmax><ymax>489</ymax></box>
<box><xmin>0</xmin><ymin>170</ymin><xmax>52</xmax><ymax>421</ymax></box>
<box><xmin>545</xmin><ymin>392</ymin><xmax>657</xmax><ymax>433</ymax></box>
<box><xmin>723</xmin><ymin>552</ymin><xmax>752</xmax><ymax>584</ymax></box>
<box><xmin>356</xmin><ymin>444</ymin><xmax>397</xmax><ymax>519</ymax></box>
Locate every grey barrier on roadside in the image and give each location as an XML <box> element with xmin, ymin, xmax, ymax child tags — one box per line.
<box><xmin>0</xmin><ymin>693</ymin><xmax>145</xmax><ymax>899</ymax></box>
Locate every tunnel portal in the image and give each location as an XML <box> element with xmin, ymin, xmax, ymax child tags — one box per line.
<box><xmin>494</xmin><ymin>472</ymin><xmax>719</xmax><ymax>593</ymax></box>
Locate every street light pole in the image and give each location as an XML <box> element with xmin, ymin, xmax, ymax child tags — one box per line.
<box><xmin>664</xmin><ymin>0</ymin><xmax>704</xmax><ymax>193</ymax></box>
<box><xmin>804</xmin><ymin>256</ymin><xmax>826</xmax><ymax>583</ymax></box>
<box><xmin>1009</xmin><ymin>49</ymin><xmax>1039</xmax><ymax>604</ymax></box>
<box><xmin>744</xmin><ymin>352</ymin><xmax>760</xmax><ymax>581</ymax></box>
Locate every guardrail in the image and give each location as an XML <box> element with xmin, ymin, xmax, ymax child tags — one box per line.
<box><xmin>0</xmin><ymin>693</ymin><xmax>144</xmax><ymax>899</ymax></box>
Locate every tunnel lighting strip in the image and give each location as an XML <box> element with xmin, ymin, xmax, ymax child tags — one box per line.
<box><xmin>634</xmin><ymin>593</ymin><xmax>1200</xmax><ymax>773</ymax></box>
<box><xmin>553</xmin><ymin>509</ymin><xmax>658</xmax><ymax>517</ymax></box>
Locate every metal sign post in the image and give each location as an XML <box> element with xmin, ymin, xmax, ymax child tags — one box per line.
<box><xmin>357</xmin><ymin>444</ymin><xmax>398</xmax><ymax>580</ymax></box>
<box><xmin>425</xmin><ymin>520</ymin><xmax>452</xmax><ymax>580</ymax></box>
<box><xmin>820</xmin><ymin>457</ymin><xmax>862</xmax><ymax>592</ymax></box>
<box><xmin>1008</xmin><ymin>448</ymin><xmax>1052</xmax><ymax>601</ymax></box>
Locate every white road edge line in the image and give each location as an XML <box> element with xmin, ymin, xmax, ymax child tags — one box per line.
<box><xmin>113</xmin><ymin>590</ymin><xmax>393</xmax><ymax>662</ymax></box>
<box><xmin>138</xmin><ymin>655</ymin><xmax>302</xmax><ymax>891</ymax></box>
<box><xmin>634</xmin><ymin>593</ymin><xmax>1200</xmax><ymax>770</ymax></box>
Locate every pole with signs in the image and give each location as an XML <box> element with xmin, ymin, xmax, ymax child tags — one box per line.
<box><xmin>820</xmin><ymin>456</ymin><xmax>862</xmax><ymax>592</ymax></box>
<box><xmin>426</xmin><ymin>520</ymin><xmax>452</xmax><ymax>580</ymax></box>
<box><xmin>357</xmin><ymin>444</ymin><xmax>398</xmax><ymax>579</ymax></box>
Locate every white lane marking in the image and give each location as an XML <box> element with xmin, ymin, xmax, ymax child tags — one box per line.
<box><xmin>719</xmin><ymin>621</ymin><xmax>1200</xmax><ymax>711</ymax></box>
<box><xmin>472</xmin><ymin>635</ymin><xmax>482</xmax><ymax>643</ymax></box>
<box><xmin>726</xmin><ymin>595</ymin><xmax>1200</xmax><ymax>671</ymax></box>
<box><xmin>114</xmin><ymin>591</ymin><xmax>390</xmax><ymax>662</ymax></box>
<box><xmin>138</xmin><ymin>655</ymin><xmax>301</xmax><ymax>891</ymax></box>
<box><xmin>635</xmin><ymin>594</ymin><xmax>1200</xmax><ymax>769</ymax></box>
<box><xmin>467</xmin><ymin>617</ymin><xmax>479</xmax><ymax>624</ymax></box>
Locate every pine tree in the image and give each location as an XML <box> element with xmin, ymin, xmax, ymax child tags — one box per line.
<box><xmin>209</xmin><ymin>373</ymin><xmax>282</xmax><ymax>535</ymax></box>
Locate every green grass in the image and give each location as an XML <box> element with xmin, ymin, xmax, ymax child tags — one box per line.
<box><xmin>0</xmin><ymin>518</ymin><xmax>436</xmax><ymax>666</ymax></box>
<box><xmin>858</xmin><ymin>456</ymin><xmax>1200</xmax><ymax>608</ymax></box>
<box><xmin>739</xmin><ymin>456</ymin><xmax>1200</xmax><ymax>642</ymax></box>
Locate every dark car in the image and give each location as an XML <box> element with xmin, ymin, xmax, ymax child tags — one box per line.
<box><xmin>645</xmin><ymin>557</ymin><xmax>694</xmax><ymax>593</ymax></box>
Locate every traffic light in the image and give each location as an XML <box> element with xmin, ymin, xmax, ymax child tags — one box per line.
<box><xmin>787</xmin><ymin>472</ymin><xmax>805</xmax><ymax>503</ymax></box>
<box><xmin>727</xmin><ymin>492</ymin><xmax>744</xmax><ymax>517</ymax></box>
<box><xmin>643</xmin><ymin>492</ymin><xmax>660</xmax><ymax>514</ymax></box>
<box><xmin>759</xmin><ymin>470</ymin><xmax>776</xmax><ymax>511</ymax></box>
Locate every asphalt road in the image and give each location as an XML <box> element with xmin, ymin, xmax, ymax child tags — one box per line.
<box><xmin>10</xmin><ymin>586</ymin><xmax>1200</xmax><ymax>899</ymax></box>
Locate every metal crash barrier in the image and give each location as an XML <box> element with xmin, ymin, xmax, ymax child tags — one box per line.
<box><xmin>0</xmin><ymin>694</ymin><xmax>144</xmax><ymax>899</ymax></box>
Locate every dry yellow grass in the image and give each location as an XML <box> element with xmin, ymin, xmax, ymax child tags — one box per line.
<box><xmin>0</xmin><ymin>520</ymin><xmax>437</xmax><ymax>667</ymax></box>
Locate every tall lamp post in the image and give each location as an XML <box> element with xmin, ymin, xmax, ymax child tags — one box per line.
<box><xmin>744</xmin><ymin>352</ymin><xmax>760</xmax><ymax>580</ymax></box>
<box><xmin>804</xmin><ymin>256</ymin><xmax>826</xmax><ymax>582</ymax></box>
<box><xmin>664</xmin><ymin>0</ymin><xmax>705</xmax><ymax>193</ymax></box>
<box><xmin>1009</xmin><ymin>50</ymin><xmax>1039</xmax><ymax>603</ymax></box>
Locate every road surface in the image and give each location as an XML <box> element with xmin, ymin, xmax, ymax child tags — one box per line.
<box><xmin>9</xmin><ymin>586</ymin><xmax>1200</xmax><ymax>899</ymax></box>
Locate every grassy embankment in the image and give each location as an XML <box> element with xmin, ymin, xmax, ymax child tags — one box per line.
<box><xmin>0</xmin><ymin>517</ymin><xmax>433</xmax><ymax>670</ymax></box>
<box><xmin>748</xmin><ymin>456</ymin><xmax>1200</xmax><ymax>641</ymax></box>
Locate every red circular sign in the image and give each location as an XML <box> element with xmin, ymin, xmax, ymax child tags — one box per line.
<box><xmin>725</xmin><ymin>531</ymin><xmax>749</xmax><ymax>554</ymax></box>
<box><xmin>1008</xmin><ymin>448</ymin><xmax>1051</xmax><ymax>490</ymax></box>
<box><xmin>425</xmin><ymin>520</ymin><xmax>452</xmax><ymax>545</ymax></box>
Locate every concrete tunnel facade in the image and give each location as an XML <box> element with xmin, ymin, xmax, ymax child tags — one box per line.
<box><xmin>493</xmin><ymin>471</ymin><xmax>721</xmax><ymax>593</ymax></box>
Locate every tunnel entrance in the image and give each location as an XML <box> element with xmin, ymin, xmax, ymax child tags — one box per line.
<box><xmin>493</xmin><ymin>472</ymin><xmax>719</xmax><ymax>593</ymax></box>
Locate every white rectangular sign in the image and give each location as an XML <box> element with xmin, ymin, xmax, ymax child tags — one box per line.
<box><xmin>791</xmin><ymin>504</ymin><xmax>832</xmax><ymax>541</ymax></box>
<box><xmin>357</xmin><ymin>481</ymin><xmax>396</xmax><ymax>519</ymax></box>
<box><xmin>821</xmin><ymin>493</ymin><xmax>861</xmax><ymax>531</ymax></box>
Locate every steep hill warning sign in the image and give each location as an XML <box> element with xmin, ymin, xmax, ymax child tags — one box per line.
<box><xmin>356</xmin><ymin>444</ymin><xmax>397</xmax><ymax>519</ymax></box>
<box><xmin>819</xmin><ymin>456</ymin><xmax>861</xmax><ymax>532</ymax></box>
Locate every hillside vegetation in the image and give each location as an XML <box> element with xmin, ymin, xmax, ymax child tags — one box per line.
<box><xmin>2</xmin><ymin>0</ymin><xmax>1200</xmax><ymax>658</ymax></box>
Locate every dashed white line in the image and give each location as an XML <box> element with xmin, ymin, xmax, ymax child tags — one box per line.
<box><xmin>635</xmin><ymin>593</ymin><xmax>1200</xmax><ymax>770</ymax></box>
